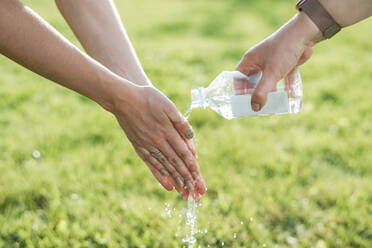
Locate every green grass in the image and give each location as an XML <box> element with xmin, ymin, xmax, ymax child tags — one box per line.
<box><xmin>1</xmin><ymin>0</ymin><xmax>372</xmax><ymax>247</ymax></box>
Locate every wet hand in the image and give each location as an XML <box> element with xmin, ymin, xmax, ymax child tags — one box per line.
<box><xmin>111</xmin><ymin>84</ymin><xmax>206</xmax><ymax>199</ymax></box>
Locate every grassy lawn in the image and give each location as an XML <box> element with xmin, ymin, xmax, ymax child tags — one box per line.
<box><xmin>1</xmin><ymin>0</ymin><xmax>371</xmax><ymax>247</ymax></box>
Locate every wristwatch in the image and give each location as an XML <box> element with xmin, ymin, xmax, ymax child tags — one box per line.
<box><xmin>296</xmin><ymin>0</ymin><xmax>341</xmax><ymax>39</ymax></box>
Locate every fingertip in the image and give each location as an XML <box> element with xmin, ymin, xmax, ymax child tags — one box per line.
<box><xmin>165</xmin><ymin>185</ymin><xmax>174</xmax><ymax>191</ymax></box>
<box><xmin>172</xmin><ymin>178</ymin><xmax>188</xmax><ymax>197</ymax></box>
<box><xmin>182</xmin><ymin>190</ymin><xmax>189</xmax><ymax>200</ymax></box>
<box><xmin>251</xmin><ymin>103</ymin><xmax>261</xmax><ymax>112</ymax></box>
<box><xmin>251</xmin><ymin>90</ymin><xmax>267</xmax><ymax>112</ymax></box>
<box><xmin>196</xmin><ymin>179</ymin><xmax>207</xmax><ymax>195</ymax></box>
<box><xmin>194</xmin><ymin>193</ymin><xmax>201</xmax><ymax>202</ymax></box>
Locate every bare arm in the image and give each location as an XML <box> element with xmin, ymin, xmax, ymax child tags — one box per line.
<box><xmin>0</xmin><ymin>0</ymin><xmax>124</xmax><ymax>111</ymax></box>
<box><xmin>55</xmin><ymin>0</ymin><xmax>150</xmax><ymax>86</ymax></box>
<box><xmin>0</xmin><ymin>0</ymin><xmax>206</xmax><ymax>198</ymax></box>
<box><xmin>319</xmin><ymin>0</ymin><xmax>372</xmax><ymax>27</ymax></box>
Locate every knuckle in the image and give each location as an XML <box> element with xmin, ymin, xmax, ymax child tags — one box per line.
<box><xmin>169</xmin><ymin>157</ymin><xmax>179</xmax><ymax>167</ymax></box>
<box><xmin>181</xmin><ymin>172</ymin><xmax>192</xmax><ymax>181</ymax></box>
<box><xmin>158</xmin><ymin>156</ymin><xmax>168</xmax><ymax>164</ymax></box>
<box><xmin>173</xmin><ymin>116</ymin><xmax>185</xmax><ymax>126</ymax></box>
<box><xmin>153</xmin><ymin>139</ymin><xmax>164</xmax><ymax>148</ymax></box>
<box><xmin>180</xmin><ymin>119</ymin><xmax>191</xmax><ymax>130</ymax></box>
<box><xmin>185</xmin><ymin>157</ymin><xmax>195</xmax><ymax>168</ymax></box>
<box><xmin>152</xmin><ymin>162</ymin><xmax>162</xmax><ymax>170</ymax></box>
<box><xmin>163</xmin><ymin>102</ymin><xmax>176</xmax><ymax>115</ymax></box>
<box><xmin>180</xmin><ymin>149</ymin><xmax>190</xmax><ymax>161</ymax></box>
<box><xmin>168</xmin><ymin>167</ymin><xmax>178</xmax><ymax>176</ymax></box>
<box><xmin>142</xmin><ymin>153</ymin><xmax>151</xmax><ymax>161</ymax></box>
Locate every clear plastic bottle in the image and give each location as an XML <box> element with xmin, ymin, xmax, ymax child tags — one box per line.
<box><xmin>190</xmin><ymin>70</ymin><xmax>302</xmax><ymax>119</ymax></box>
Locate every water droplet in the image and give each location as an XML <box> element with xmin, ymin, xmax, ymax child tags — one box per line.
<box><xmin>329</xmin><ymin>125</ymin><xmax>338</xmax><ymax>134</ymax></box>
<box><xmin>164</xmin><ymin>202</ymin><xmax>172</xmax><ymax>217</ymax></box>
<box><xmin>287</xmin><ymin>236</ymin><xmax>297</xmax><ymax>245</ymax></box>
<box><xmin>70</xmin><ymin>193</ymin><xmax>78</xmax><ymax>200</ymax></box>
<box><xmin>222</xmin><ymin>242</ymin><xmax>225</xmax><ymax>246</ymax></box>
<box><xmin>32</xmin><ymin>150</ymin><xmax>41</xmax><ymax>159</ymax></box>
<box><xmin>32</xmin><ymin>224</ymin><xmax>39</xmax><ymax>231</ymax></box>
<box><xmin>311</xmin><ymin>160</ymin><xmax>319</xmax><ymax>168</ymax></box>
<box><xmin>233</xmin><ymin>233</ymin><xmax>237</xmax><ymax>239</ymax></box>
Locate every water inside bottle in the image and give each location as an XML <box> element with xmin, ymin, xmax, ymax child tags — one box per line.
<box><xmin>189</xmin><ymin>70</ymin><xmax>302</xmax><ymax>119</ymax></box>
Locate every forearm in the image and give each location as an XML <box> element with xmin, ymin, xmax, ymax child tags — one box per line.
<box><xmin>0</xmin><ymin>0</ymin><xmax>133</xmax><ymax>112</ymax></box>
<box><xmin>319</xmin><ymin>0</ymin><xmax>372</xmax><ymax>27</ymax></box>
<box><xmin>281</xmin><ymin>0</ymin><xmax>372</xmax><ymax>47</ymax></box>
<box><xmin>55</xmin><ymin>0</ymin><xmax>151</xmax><ymax>86</ymax></box>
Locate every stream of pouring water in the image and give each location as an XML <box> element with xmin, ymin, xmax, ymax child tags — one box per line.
<box><xmin>182</xmin><ymin>193</ymin><xmax>198</xmax><ymax>247</ymax></box>
<box><xmin>160</xmin><ymin>104</ymin><xmax>261</xmax><ymax>247</ymax></box>
<box><xmin>182</xmin><ymin>106</ymin><xmax>199</xmax><ymax>248</ymax></box>
<box><xmin>184</xmin><ymin>105</ymin><xmax>193</xmax><ymax>120</ymax></box>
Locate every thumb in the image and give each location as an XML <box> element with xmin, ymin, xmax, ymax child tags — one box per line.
<box><xmin>251</xmin><ymin>70</ymin><xmax>278</xmax><ymax>112</ymax></box>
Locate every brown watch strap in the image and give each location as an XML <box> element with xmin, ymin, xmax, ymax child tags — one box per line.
<box><xmin>296</xmin><ymin>0</ymin><xmax>341</xmax><ymax>39</ymax></box>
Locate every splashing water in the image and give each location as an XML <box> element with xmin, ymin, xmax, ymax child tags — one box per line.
<box><xmin>182</xmin><ymin>193</ymin><xmax>198</xmax><ymax>248</ymax></box>
<box><xmin>163</xmin><ymin>194</ymin><xmax>205</xmax><ymax>247</ymax></box>
<box><xmin>181</xmin><ymin>107</ymin><xmax>202</xmax><ymax>247</ymax></box>
<box><xmin>164</xmin><ymin>202</ymin><xmax>172</xmax><ymax>218</ymax></box>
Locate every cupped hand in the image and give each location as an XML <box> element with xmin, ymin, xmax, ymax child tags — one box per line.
<box><xmin>112</xmin><ymin>84</ymin><xmax>206</xmax><ymax>199</ymax></box>
<box><xmin>236</xmin><ymin>13</ymin><xmax>322</xmax><ymax>111</ymax></box>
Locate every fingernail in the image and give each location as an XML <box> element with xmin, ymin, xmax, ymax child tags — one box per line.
<box><xmin>252</xmin><ymin>103</ymin><xmax>261</xmax><ymax>112</ymax></box>
<box><xmin>176</xmin><ymin>177</ymin><xmax>184</xmax><ymax>187</ymax></box>
<box><xmin>185</xmin><ymin>129</ymin><xmax>195</xmax><ymax>139</ymax></box>
<box><xmin>191</xmin><ymin>172</ymin><xmax>199</xmax><ymax>180</ymax></box>
<box><xmin>161</xmin><ymin>169</ymin><xmax>170</xmax><ymax>177</ymax></box>
<box><xmin>186</xmin><ymin>181</ymin><xmax>194</xmax><ymax>191</ymax></box>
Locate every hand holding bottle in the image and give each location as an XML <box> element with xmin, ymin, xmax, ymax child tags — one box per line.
<box><xmin>236</xmin><ymin>12</ymin><xmax>320</xmax><ymax>112</ymax></box>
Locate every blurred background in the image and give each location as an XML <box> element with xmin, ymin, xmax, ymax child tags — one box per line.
<box><xmin>0</xmin><ymin>0</ymin><xmax>371</xmax><ymax>247</ymax></box>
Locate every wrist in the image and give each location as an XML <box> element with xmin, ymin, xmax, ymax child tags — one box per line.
<box><xmin>111</xmin><ymin>66</ymin><xmax>153</xmax><ymax>87</ymax></box>
<box><xmin>292</xmin><ymin>12</ymin><xmax>323</xmax><ymax>46</ymax></box>
<box><xmin>95</xmin><ymin>68</ymin><xmax>137</xmax><ymax>114</ymax></box>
